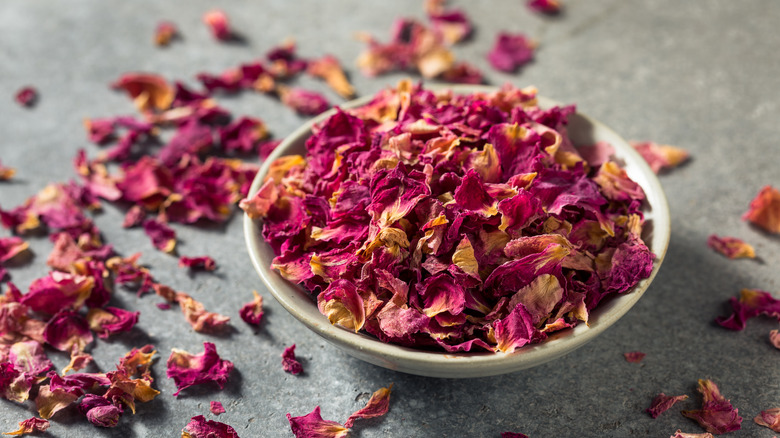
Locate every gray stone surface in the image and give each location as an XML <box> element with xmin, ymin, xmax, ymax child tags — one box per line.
<box><xmin>1</xmin><ymin>0</ymin><xmax>778</xmax><ymax>436</ymax></box>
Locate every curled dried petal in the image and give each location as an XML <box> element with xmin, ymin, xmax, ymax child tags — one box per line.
<box><xmin>742</xmin><ymin>185</ymin><xmax>780</xmax><ymax>233</ymax></box>
<box><xmin>281</xmin><ymin>344</ymin><xmax>303</xmax><ymax>375</ymax></box>
<box><xmin>14</xmin><ymin>87</ymin><xmax>38</xmax><ymax>107</ymax></box>
<box><xmin>287</xmin><ymin>406</ymin><xmax>348</xmax><ymax>438</ymax></box>
<box><xmin>166</xmin><ymin>342</ymin><xmax>233</xmax><ymax>396</ymax></box>
<box><xmin>344</xmin><ymin>384</ymin><xmax>392</xmax><ymax>428</ymax></box>
<box><xmin>239</xmin><ymin>290</ymin><xmax>264</xmax><ymax>326</ymax></box>
<box><xmin>111</xmin><ymin>73</ymin><xmax>174</xmax><ymax>112</ymax></box>
<box><xmin>202</xmin><ymin>10</ymin><xmax>232</xmax><ymax>41</ymax></box>
<box><xmin>487</xmin><ymin>32</ymin><xmax>536</xmax><ymax>73</ymax></box>
<box><xmin>154</xmin><ymin>21</ymin><xmax>178</xmax><ymax>46</ymax></box>
<box><xmin>706</xmin><ymin>235</ymin><xmax>755</xmax><ymax>259</ymax></box>
<box><xmin>623</xmin><ymin>351</ymin><xmax>646</xmax><ymax>363</ymax></box>
<box><xmin>3</xmin><ymin>417</ymin><xmax>49</xmax><ymax>436</ymax></box>
<box><xmin>182</xmin><ymin>415</ymin><xmax>239</xmax><ymax>438</ymax></box>
<box><xmin>646</xmin><ymin>393</ymin><xmax>688</xmax><ymax>418</ymax></box>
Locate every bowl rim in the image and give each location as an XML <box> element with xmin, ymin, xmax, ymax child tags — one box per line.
<box><xmin>243</xmin><ymin>83</ymin><xmax>671</xmax><ymax>378</ymax></box>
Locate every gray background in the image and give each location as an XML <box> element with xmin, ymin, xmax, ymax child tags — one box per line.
<box><xmin>1</xmin><ymin>0</ymin><xmax>778</xmax><ymax>436</ymax></box>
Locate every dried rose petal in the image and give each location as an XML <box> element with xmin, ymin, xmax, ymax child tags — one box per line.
<box><xmin>203</xmin><ymin>10</ymin><xmax>232</xmax><ymax>41</ymax></box>
<box><xmin>78</xmin><ymin>394</ymin><xmax>122</xmax><ymax>427</ymax></box>
<box><xmin>716</xmin><ymin>289</ymin><xmax>780</xmax><ymax>330</ymax></box>
<box><xmin>210</xmin><ymin>401</ymin><xmax>226</xmax><ymax>415</ymax></box>
<box><xmin>219</xmin><ymin>117</ymin><xmax>269</xmax><ymax>155</ymax></box>
<box><xmin>669</xmin><ymin>431</ymin><xmax>714</xmax><ymax>438</ymax></box>
<box><xmin>143</xmin><ymin>218</ymin><xmax>177</xmax><ymax>253</ymax></box>
<box><xmin>440</xmin><ymin>62</ymin><xmax>484</xmax><ymax>84</ymax></box>
<box><xmin>277</xmin><ymin>86</ymin><xmax>331</xmax><ymax>116</ymax></box>
<box><xmin>287</xmin><ymin>406</ymin><xmax>348</xmax><ymax>438</ymax></box>
<box><xmin>344</xmin><ymin>384</ymin><xmax>392</xmax><ymax>428</ymax></box>
<box><xmin>0</xmin><ymin>160</ymin><xmax>16</xmax><ymax>181</ymax></box>
<box><xmin>527</xmin><ymin>0</ymin><xmax>562</xmax><ymax>14</ymax></box>
<box><xmin>770</xmin><ymin>329</ymin><xmax>780</xmax><ymax>350</ymax></box>
<box><xmin>487</xmin><ymin>32</ymin><xmax>536</xmax><ymax>73</ymax></box>
<box><xmin>3</xmin><ymin>417</ymin><xmax>50</xmax><ymax>436</ymax></box>
<box><xmin>307</xmin><ymin>55</ymin><xmax>355</xmax><ymax>99</ymax></box>
<box><xmin>179</xmin><ymin>256</ymin><xmax>217</xmax><ymax>271</ymax></box>
<box><xmin>624</xmin><ymin>351</ymin><xmax>646</xmax><ymax>363</ymax></box>
<box><xmin>166</xmin><ymin>342</ymin><xmax>233</xmax><ymax>396</ymax></box>
<box><xmin>706</xmin><ymin>235</ymin><xmax>755</xmax><ymax>259</ymax></box>
<box><xmin>428</xmin><ymin>9</ymin><xmax>472</xmax><ymax>45</ymax></box>
<box><xmin>35</xmin><ymin>383</ymin><xmax>80</xmax><ymax>419</ymax></box>
<box><xmin>630</xmin><ymin>141</ymin><xmax>689</xmax><ymax>174</ymax></box>
<box><xmin>42</xmin><ymin>310</ymin><xmax>94</xmax><ymax>353</ymax></box>
<box><xmin>754</xmin><ymin>408</ymin><xmax>780</xmax><ymax>432</ymax></box>
<box><xmin>176</xmin><ymin>292</ymin><xmax>231</xmax><ymax>333</ymax></box>
<box><xmin>14</xmin><ymin>87</ymin><xmax>37</xmax><ymax>107</ymax></box>
<box><xmin>0</xmin><ymin>237</ymin><xmax>29</xmax><ymax>263</ymax></box>
<box><xmin>182</xmin><ymin>415</ymin><xmax>239</xmax><ymax>438</ymax></box>
<box><xmin>122</xmin><ymin>205</ymin><xmax>146</xmax><ymax>228</ymax></box>
<box><xmin>501</xmin><ymin>433</ymin><xmax>529</xmax><ymax>438</ymax></box>
<box><xmin>112</xmin><ymin>73</ymin><xmax>174</xmax><ymax>112</ymax></box>
<box><xmin>646</xmin><ymin>393</ymin><xmax>689</xmax><ymax>418</ymax></box>
<box><xmin>239</xmin><ymin>290</ymin><xmax>264</xmax><ymax>326</ymax></box>
<box><xmin>86</xmin><ymin>307</ymin><xmax>140</xmax><ymax>338</ymax></box>
<box><xmin>681</xmin><ymin>379</ymin><xmax>742</xmax><ymax>434</ymax></box>
<box><xmin>281</xmin><ymin>344</ymin><xmax>303</xmax><ymax>375</ymax></box>
<box><xmin>154</xmin><ymin>21</ymin><xmax>178</xmax><ymax>46</ymax></box>
<box><xmin>742</xmin><ymin>185</ymin><xmax>780</xmax><ymax>233</ymax></box>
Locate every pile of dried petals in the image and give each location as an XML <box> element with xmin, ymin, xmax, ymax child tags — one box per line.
<box><xmin>243</xmin><ymin>81</ymin><xmax>655</xmax><ymax>353</ymax></box>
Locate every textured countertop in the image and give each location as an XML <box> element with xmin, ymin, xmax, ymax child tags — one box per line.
<box><xmin>1</xmin><ymin>1</ymin><xmax>778</xmax><ymax>436</ymax></box>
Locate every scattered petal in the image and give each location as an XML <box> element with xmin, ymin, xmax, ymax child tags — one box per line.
<box><xmin>86</xmin><ymin>307</ymin><xmax>140</xmax><ymax>338</ymax></box>
<box><xmin>154</xmin><ymin>21</ymin><xmax>178</xmax><ymax>46</ymax></box>
<box><xmin>307</xmin><ymin>55</ymin><xmax>355</xmax><ymax>99</ymax></box>
<box><xmin>715</xmin><ymin>289</ymin><xmax>780</xmax><ymax>330</ymax></box>
<box><xmin>754</xmin><ymin>408</ymin><xmax>780</xmax><ymax>432</ymax></box>
<box><xmin>203</xmin><ymin>10</ymin><xmax>232</xmax><ymax>41</ymax></box>
<box><xmin>681</xmin><ymin>379</ymin><xmax>742</xmax><ymax>434</ymax></box>
<box><xmin>287</xmin><ymin>406</ymin><xmax>348</xmax><ymax>438</ymax></box>
<box><xmin>646</xmin><ymin>393</ymin><xmax>689</xmax><ymax>418</ymax></box>
<box><xmin>624</xmin><ymin>351</ymin><xmax>646</xmax><ymax>363</ymax></box>
<box><xmin>239</xmin><ymin>290</ymin><xmax>264</xmax><ymax>326</ymax></box>
<box><xmin>487</xmin><ymin>32</ymin><xmax>536</xmax><ymax>73</ymax></box>
<box><xmin>770</xmin><ymin>329</ymin><xmax>780</xmax><ymax>350</ymax></box>
<box><xmin>742</xmin><ymin>185</ymin><xmax>780</xmax><ymax>233</ymax></box>
<box><xmin>527</xmin><ymin>0</ymin><xmax>562</xmax><ymax>14</ymax></box>
<box><xmin>178</xmin><ymin>256</ymin><xmax>217</xmax><ymax>271</ymax></box>
<box><xmin>143</xmin><ymin>218</ymin><xmax>177</xmax><ymax>253</ymax></box>
<box><xmin>630</xmin><ymin>141</ymin><xmax>689</xmax><ymax>173</ymax></box>
<box><xmin>706</xmin><ymin>235</ymin><xmax>755</xmax><ymax>259</ymax></box>
<box><xmin>210</xmin><ymin>401</ymin><xmax>226</xmax><ymax>415</ymax></box>
<box><xmin>111</xmin><ymin>73</ymin><xmax>174</xmax><ymax>112</ymax></box>
<box><xmin>167</xmin><ymin>342</ymin><xmax>233</xmax><ymax>396</ymax></box>
<box><xmin>277</xmin><ymin>86</ymin><xmax>331</xmax><ymax>116</ymax></box>
<box><xmin>344</xmin><ymin>384</ymin><xmax>392</xmax><ymax>428</ymax></box>
<box><xmin>281</xmin><ymin>344</ymin><xmax>303</xmax><ymax>375</ymax></box>
<box><xmin>14</xmin><ymin>87</ymin><xmax>38</xmax><ymax>107</ymax></box>
<box><xmin>182</xmin><ymin>415</ymin><xmax>240</xmax><ymax>438</ymax></box>
<box><xmin>3</xmin><ymin>417</ymin><xmax>49</xmax><ymax>436</ymax></box>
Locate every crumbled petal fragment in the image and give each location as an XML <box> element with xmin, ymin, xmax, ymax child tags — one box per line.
<box><xmin>210</xmin><ymin>401</ymin><xmax>226</xmax><ymax>415</ymax></box>
<box><xmin>143</xmin><ymin>218</ymin><xmax>177</xmax><ymax>253</ymax></box>
<box><xmin>715</xmin><ymin>289</ymin><xmax>780</xmax><ymax>330</ymax></box>
<box><xmin>181</xmin><ymin>415</ymin><xmax>240</xmax><ymax>438</ymax></box>
<box><xmin>630</xmin><ymin>141</ymin><xmax>689</xmax><ymax>174</ymax></box>
<box><xmin>706</xmin><ymin>235</ymin><xmax>755</xmax><ymax>259</ymax></box>
<box><xmin>770</xmin><ymin>329</ymin><xmax>780</xmax><ymax>350</ymax></box>
<box><xmin>501</xmin><ymin>433</ymin><xmax>529</xmax><ymax>438</ymax></box>
<box><xmin>0</xmin><ymin>160</ymin><xmax>17</xmax><ymax>181</ymax></box>
<box><xmin>754</xmin><ymin>408</ymin><xmax>780</xmax><ymax>432</ymax></box>
<box><xmin>14</xmin><ymin>87</ymin><xmax>38</xmax><ymax>107</ymax></box>
<box><xmin>203</xmin><ymin>10</ymin><xmax>232</xmax><ymax>41</ymax></box>
<box><xmin>487</xmin><ymin>32</ymin><xmax>536</xmax><ymax>72</ymax></box>
<box><xmin>239</xmin><ymin>290</ymin><xmax>264</xmax><ymax>326</ymax></box>
<box><xmin>646</xmin><ymin>393</ymin><xmax>689</xmax><ymax>419</ymax></box>
<box><xmin>179</xmin><ymin>256</ymin><xmax>217</xmax><ymax>271</ymax></box>
<box><xmin>175</xmin><ymin>291</ymin><xmax>231</xmax><ymax>333</ymax></box>
<box><xmin>669</xmin><ymin>431</ymin><xmax>714</xmax><ymax>438</ymax></box>
<box><xmin>742</xmin><ymin>185</ymin><xmax>780</xmax><ymax>233</ymax></box>
<box><xmin>527</xmin><ymin>0</ymin><xmax>561</xmax><ymax>14</ymax></box>
<box><xmin>3</xmin><ymin>417</ymin><xmax>49</xmax><ymax>436</ymax></box>
<box><xmin>624</xmin><ymin>351</ymin><xmax>646</xmax><ymax>363</ymax></box>
<box><xmin>154</xmin><ymin>21</ymin><xmax>178</xmax><ymax>46</ymax></box>
<box><xmin>281</xmin><ymin>344</ymin><xmax>303</xmax><ymax>375</ymax></box>
<box><xmin>286</xmin><ymin>406</ymin><xmax>348</xmax><ymax>438</ymax></box>
<box><xmin>344</xmin><ymin>384</ymin><xmax>392</xmax><ymax>428</ymax></box>
<box><xmin>166</xmin><ymin>342</ymin><xmax>234</xmax><ymax>396</ymax></box>
<box><xmin>681</xmin><ymin>379</ymin><xmax>742</xmax><ymax>435</ymax></box>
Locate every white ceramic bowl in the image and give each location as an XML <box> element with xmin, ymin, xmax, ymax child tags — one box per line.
<box><xmin>244</xmin><ymin>84</ymin><xmax>671</xmax><ymax>378</ymax></box>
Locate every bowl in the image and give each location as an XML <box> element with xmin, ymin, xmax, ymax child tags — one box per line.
<box><xmin>244</xmin><ymin>84</ymin><xmax>671</xmax><ymax>378</ymax></box>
